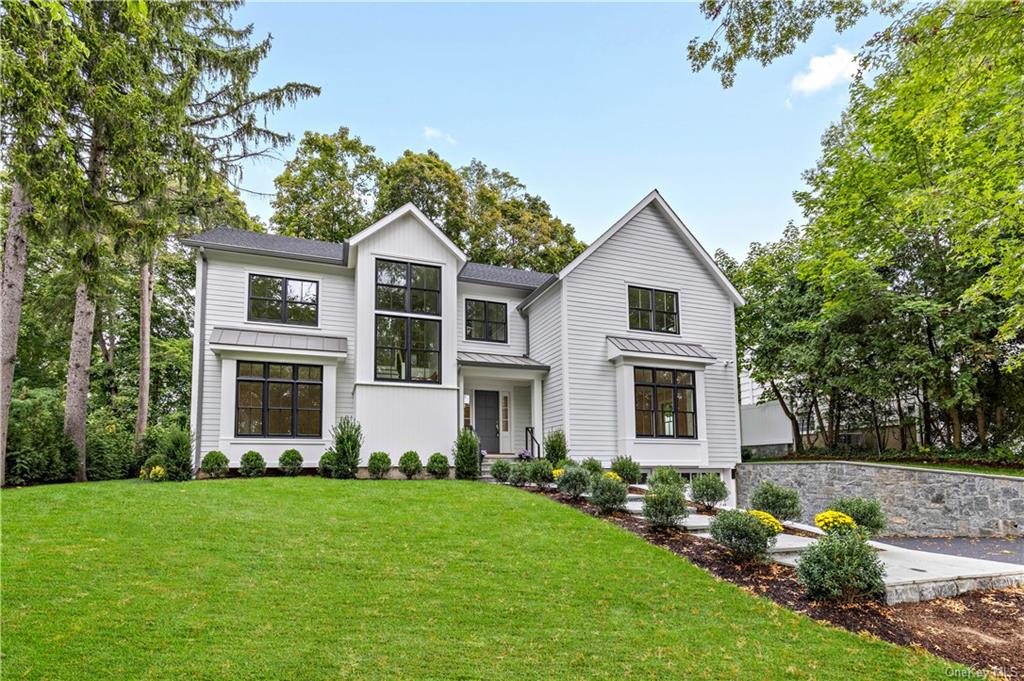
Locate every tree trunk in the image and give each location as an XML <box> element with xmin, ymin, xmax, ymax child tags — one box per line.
<box><xmin>894</xmin><ymin>395</ymin><xmax>908</xmax><ymax>451</ymax></box>
<box><xmin>0</xmin><ymin>180</ymin><xmax>32</xmax><ymax>485</ymax></box>
<box><xmin>812</xmin><ymin>394</ymin><xmax>831</xmax><ymax>450</ymax></box>
<box><xmin>134</xmin><ymin>254</ymin><xmax>154</xmax><ymax>448</ymax></box>
<box><xmin>95</xmin><ymin>307</ymin><xmax>117</xmax><ymax>403</ymax></box>
<box><xmin>948</xmin><ymin>406</ymin><xmax>962</xmax><ymax>449</ymax></box>
<box><xmin>975</xmin><ymin>404</ymin><xmax>986</xmax><ymax>450</ymax></box>
<box><xmin>921</xmin><ymin>380</ymin><xmax>933</xmax><ymax>447</ymax></box>
<box><xmin>769</xmin><ymin>380</ymin><xmax>804</xmax><ymax>454</ymax></box>
<box><xmin>64</xmin><ymin>282</ymin><xmax>96</xmax><ymax>482</ymax></box>
<box><xmin>870</xmin><ymin>400</ymin><xmax>883</xmax><ymax>453</ymax></box>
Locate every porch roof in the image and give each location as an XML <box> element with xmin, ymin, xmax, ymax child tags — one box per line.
<box><xmin>457</xmin><ymin>351</ymin><xmax>549</xmax><ymax>370</ymax></box>
<box><xmin>210</xmin><ymin>326</ymin><xmax>348</xmax><ymax>355</ymax></box>
<box><xmin>606</xmin><ymin>335</ymin><xmax>715</xmax><ymax>361</ymax></box>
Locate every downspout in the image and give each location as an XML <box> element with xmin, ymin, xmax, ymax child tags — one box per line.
<box><xmin>522</xmin><ymin>310</ymin><xmax>530</xmax><ymax>357</ymax></box>
<box><xmin>193</xmin><ymin>247</ymin><xmax>208</xmax><ymax>471</ymax></box>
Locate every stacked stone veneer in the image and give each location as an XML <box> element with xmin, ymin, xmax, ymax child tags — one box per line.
<box><xmin>736</xmin><ymin>462</ymin><xmax>1024</xmax><ymax>537</ymax></box>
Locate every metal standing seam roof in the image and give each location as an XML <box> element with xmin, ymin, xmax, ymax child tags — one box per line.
<box><xmin>457</xmin><ymin>351</ymin><xmax>549</xmax><ymax>370</ymax></box>
<box><xmin>182</xmin><ymin>228</ymin><xmax>348</xmax><ymax>265</ymax></box>
<box><xmin>606</xmin><ymin>336</ymin><xmax>715</xmax><ymax>360</ymax></box>
<box><xmin>458</xmin><ymin>262</ymin><xmax>557</xmax><ymax>291</ymax></box>
<box><xmin>210</xmin><ymin>327</ymin><xmax>348</xmax><ymax>354</ymax></box>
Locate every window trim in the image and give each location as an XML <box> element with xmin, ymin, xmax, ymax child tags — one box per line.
<box><xmin>375</xmin><ymin>258</ymin><xmax>442</xmax><ymax>317</ymax></box>
<box><xmin>373</xmin><ymin>313</ymin><xmax>442</xmax><ymax>384</ymax></box>
<box><xmin>246</xmin><ymin>274</ymin><xmax>319</xmax><ymax>327</ymax></box>
<box><xmin>464</xmin><ymin>298</ymin><xmax>509</xmax><ymax>344</ymax></box>
<box><xmin>633</xmin><ymin>366</ymin><xmax>697</xmax><ymax>439</ymax></box>
<box><xmin>627</xmin><ymin>285</ymin><xmax>679</xmax><ymax>335</ymax></box>
<box><xmin>234</xmin><ymin>362</ymin><xmax>323</xmax><ymax>438</ymax></box>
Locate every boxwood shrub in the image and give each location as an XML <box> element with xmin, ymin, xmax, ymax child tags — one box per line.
<box><xmin>507</xmin><ymin>462</ymin><xmax>528</xmax><ymax>487</ymax></box>
<box><xmin>610</xmin><ymin>455</ymin><xmax>641</xmax><ymax>484</ymax></box>
<box><xmin>590</xmin><ymin>474</ymin><xmax>628</xmax><ymax>514</ymax></box>
<box><xmin>527</xmin><ymin>458</ymin><xmax>554</xmax><ymax>485</ymax></box>
<box><xmin>556</xmin><ymin>465</ymin><xmax>590</xmax><ymax>499</ymax></box>
<box><xmin>828</xmin><ymin>497</ymin><xmax>886</xmax><ymax>536</ymax></box>
<box><xmin>200</xmin><ymin>450</ymin><xmax>229</xmax><ymax>479</ymax></box>
<box><xmin>797</xmin><ymin>529</ymin><xmax>886</xmax><ymax>601</ymax></box>
<box><xmin>239</xmin><ymin>450</ymin><xmax>266</xmax><ymax>478</ymax></box>
<box><xmin>318</xmin><ymin>450</ymin><xmax>336</xmax><ymax>478</ymax></box>
<box><xmin>426</xmin><ymin>452</ymin><xmax>449</xmax><ymax>479</ymax></box>
<box><xmin>648</xmin><ymin>467</ymin><xmax>682</xmax><ymax>489</ymax></box>
<box><xmin>749</xmin><ymin>480</ymin><xmax>801</xmax><ymax>521</ymax></box>
<box><xmin>490</xmin><ymin>458</ymin><xmax>512</xmax><ymax>483</ymax></box>
<box><xmin>643</xmin><ymin>484</ymin><xmax>689</xmax><ymax>530</ymax></box>
<box><xmin>367</xmin><ymin>451</ymin><xmax>391</xmax><ymax>479</ymax></box>
<box><xmin>690</xmin><ymin>473</ymin><xmax>728</xmax><ymax>512</ymax></box>
<box><xmin>279</xmin><ymin>449</ymin><xmax>303</xmax><ymax>476</ymax></box>
<box><xmin>708</xmin><ymin>509</ymin><xmax>778</xmax><ymax>563</ymax></box>
<box><xmin>579</xmin><ymin>457</ymin><xmax>603</xmax><ymax>475</ymax></box>
<box><xmin>399</xmin><ymin>450</ymin><xmax>422</xmax><ymax>479</ymax></box>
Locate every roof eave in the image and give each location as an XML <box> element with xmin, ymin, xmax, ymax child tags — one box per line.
<box><xmin>179</xmin><ymin>238</ymin><xmax>349</xmax><ymax>267</ymax></box>
<box><xmin>457</xmin><ymin>276</ymin><xmax>541</xmax><ymax>292</ymax></box>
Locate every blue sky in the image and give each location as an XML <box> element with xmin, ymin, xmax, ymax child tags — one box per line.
<box><xmin>234</xmin><ymin>2</ymin><xmax>885</xmax><ymax>259</ymax></box>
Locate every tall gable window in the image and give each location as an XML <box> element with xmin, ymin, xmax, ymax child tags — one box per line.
<box><xmin>633</xmin><ymin>367</ymin><xmax>696</xmax><ymax>439</ymax></box>
<box><xmin>374</xmin><ymin>258</ymin><xmax>442</xmax><ymax>383</ymax></box>
<box><xmin>236</xmin><ymin>362</ymin><xmax>322</xmax><ymax>437</ymax></box>
<box><xmin>375</xmin><ymin>259</ymin><xmax>441</xmax><ymax>316</ymax></box>
<box><xmin>465</xmin><ymin>299</ymin><xmax>507</xmax><ymax>343</ymax></box>
<box><xmin>628</xmin><ymin>286</ymin><xmax>678</xmax><ymax>334</ymax></box>
<box><xmin>248</xmin><ymin>274</ymin><xmax>318</xmax><ymax>326</ymax></box>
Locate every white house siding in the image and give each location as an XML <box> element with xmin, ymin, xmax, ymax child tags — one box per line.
<box><xmin>194</xmin><ymin>251</ymin><xmax>355</xmax><ymax>467</ymax></box>
<box><xmin>525</xmin><ymin>282</ymin><xmax>564</xmax><ymax>435</ymax></box>
<box><xmin>512</xmin><ymin>385</ymin><xmax>531</xmax><ymax>452</ymax></box>
<box><xmin>456</xmin><ymin>283</ymin><xmax>528</xmax><ymax>356</ymax></box>
<box><xmin>562</xmin><ymin>203</ymin><xmax>741</xmax><ymax>468</ymax></box>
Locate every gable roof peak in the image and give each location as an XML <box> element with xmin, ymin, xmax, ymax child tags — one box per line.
<box><xmin>347</xmin><ymin>202</ymin><xmax>467</xmax><ymax>262</ymax></box>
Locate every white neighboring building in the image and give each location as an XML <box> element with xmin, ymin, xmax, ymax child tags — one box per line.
<box><xmin>739</xmin><ymin>370</ymin><xmax>795</xmax><ymax>454</ymax></box>
<box><xmin>185</xmin><ymin>190</ymin><xmax>745</xmax><ymax>491</ymax></box>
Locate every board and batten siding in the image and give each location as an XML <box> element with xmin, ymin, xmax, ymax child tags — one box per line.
<box><xmin>456</xmin><ymin>283</ymin><xmax>528</xmax><ymax>356</ymax></box>
<box><xmin>562</xmin><ymin>204</ymin><xmax>740</xmax><ymax>467</ymax></box>
<box><xmin>525</xmin><ymin>281</ymin><xmax>565</xmax><ymax>435</ymax></box>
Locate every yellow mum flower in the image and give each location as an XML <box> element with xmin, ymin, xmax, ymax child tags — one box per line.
<box><xmin>603</xmin><ymin>471</ymin><xmax>622</xmax><ymax>482</ymax></box>
<box><xmin>815</xmin><ymin>510</ymin><xmax>856</xmax><ymax>533</ymax></box>
<box><xmin>148</xmin><ymin>465</ymin><xmax>166</xmax><ymax>482</ymax></box>
<box><xmin>552</xmin><ymin>468</ymin><xmax>564</xmax><ymax>479</ymax></box>
<box><xmin>139</xmin><ymin>467</ymin><xmax>148</xmax><ymax>479</ymax></box>
<box><xmin>748</xmin><ymin>509</ymin><xmax>783</xmax><ymax>534</ymax></box>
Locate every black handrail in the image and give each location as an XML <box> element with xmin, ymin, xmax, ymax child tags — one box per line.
<box><xmin>525</xmin><ymin>426</ymin><xmax>541</xmax><ymax>459</ymax></box>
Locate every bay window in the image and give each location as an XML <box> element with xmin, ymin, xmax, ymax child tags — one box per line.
<box><xmin>633</xmin><ymin>367</ymin><xmax>696</xmax><ymax>438</ymax></box>
<box><xmin>236</xmin><ymin>362</ymin><xmax>322</xmax><ymax>437</ymax></box>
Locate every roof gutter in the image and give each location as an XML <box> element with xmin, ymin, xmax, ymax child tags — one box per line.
<box><xmin>456</xmin><ymin>275</ymin><xmax>543</xmax><ymax>292</ymax></box>
<box><xmin>516</xmin><ymin>275</ymin><xmax>560</xmax><ymax>312</ymax></box>
<box><xmin>179</xmin><ymin>238</ymin><xmax>348</xmax><ymax>267</ymax></box>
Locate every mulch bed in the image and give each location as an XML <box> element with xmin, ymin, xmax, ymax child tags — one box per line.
<box><xmin>534</xmin><ymin>489</ymin><xmax>1024</xmax><ymax>678</ymax></box>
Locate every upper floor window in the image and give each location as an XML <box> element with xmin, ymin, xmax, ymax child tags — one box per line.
<box><xmin>465</xmin><ymin>299</ymin><xmax>507</xmax><ymax>343</ymax></box>
<box><xmin>376</xmin><ymin>259</ymin><xmax>441</xmax><ymax>316</ymax></box>
<box><xmin>375</xmin><ymin>314</ymin><xmax>441</xmax><ymax>383</ymax></box>
<box><xmin>236</xmin><ymin>362</ymin><xmax>322</xmax><ymax>438</ymax></box>
<box><xmin>248</xmin><ymin>274</ymin><xmax>318</xmax><ymax>326</ymax></box>
<box><xmin>628</xmin><ymin>285</ymin><xmax>678</xmax><ymax>334</ymax></box>
<box><xmin>634</xmin><ymin>367</ymin><xmax>696</xmax><ymax>439</ymax></box>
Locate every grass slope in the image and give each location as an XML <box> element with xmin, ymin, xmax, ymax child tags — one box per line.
<box><xmin>2</xmin><ymin>479</ymin><xmax>949</xmax><ymax>679</ymax></box>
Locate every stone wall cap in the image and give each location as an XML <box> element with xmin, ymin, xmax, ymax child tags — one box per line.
<box><xmin>739</xmin><ymin>460</ymin><xmax>1023</xmax><ymax>482</ymax></box>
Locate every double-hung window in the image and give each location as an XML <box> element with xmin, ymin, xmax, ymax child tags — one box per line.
<box><xmin>464</xmin><ymin>299</ymin><xmax>507</xmax><ymax>343</ymax></box>
<box><xmin>247</xmin><ymin>274</ymin><xmax>318</xmax><ymax>326</ymax></box>
<box><xmin>633</xmin><ymin>367</ymin><xmax>697</xmax><ymax>439</ymax></box>
<box><xmin>374</xmin><ymin>259</ymin><xmax>442</xmax><ymax>383</ymax></box>
<box><xmin>628</xmin><ymin>285</ymin><xmax>678</xmax><ymax>334</ymax></box>
<box><xmin>236</xmin><ymin>362</ymin><xmax>323</xmax><ymax>437</ymax></box>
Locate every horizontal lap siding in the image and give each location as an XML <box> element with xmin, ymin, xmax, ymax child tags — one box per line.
<box><xmin>512</xmin><ymin>385</ymin><xmax>531</xmax><ymax>451</ymax></box>
<box><xmin>526</xmin><ymin>284</ymin><xmax>564</xmax><ymax>434</ymax></box>
<box><xmin>564</xmin><ymin>205</ymin><xmax>740</xmax><ymax>466</ymax></box>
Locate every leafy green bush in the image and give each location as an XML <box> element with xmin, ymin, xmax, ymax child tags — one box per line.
<box><xmin>556</xmin><ymin>465</ymin><xmax>590</xmax><ymax>499</ymax></box>
<box><xmin>610</xmin><ymin>456</ymin><xmax>641</xmax><ymax>484</ymax></box>
<box><xmin>329</xmin><ymin>417</ymin><xmax>363</xmax><ymax>479</ymax></box>
<box><xmin>4</xmin><ymin>386</ymin><xmax>76</xmax><ymax>486</ymax></box>
<box><xmin>690</xmin><ymin>473</ymin><xmax>728</xmax><ymax>512</ymax></box>
<box><xmin>591</xmin><ymin>474</ymin><xmax>628</xmax><ymax>513</ymax></box>
<box><xmin>708</xmin><ymin>509</ymin><xmax>777</xmax><ymax>562</ymax></box>
<box><xmin>797</xmin><ymin>529</ymin><xmax>886</xmax><ymax>601</ymax></box>
<box><xmin>453</xmin><ymin>428</ymin><xmax>480</xmax><ymax>480</ymax></box>
<box><xmin>160</xmin><ymin>426</ymin><xmax>194</xmax><ymax>481</ymax></box>
<box><xmin>239</xmin><ymin>451</ymin><xmax>266</xmax><ymax>478</ymax></box>
<box><xmin>828</xmin><ymin>497</ymin><xmax>886</xmax><ymax>536</ymax></box>
<box><xmin>543</xmin><ymin>430</ymin><xmax>568</xmax><ymax>465</ymax></box>
<box><xmin>279</xmin><ymin>449</ymin><xmax>303</xmax><ymax>476</ymax></box>
<box><xmin>85</xmin><ymin>406</ymin><xmax>135</xmax><ymax>481</ymax></box>
<box><xmin>579</xmin><ymin>457</ymin><xmax>603</xmax><ymax>475</ymax></box>
<box><xmin>426</xmin><ymin>452</ymin><xmax>449</xmax><ymax>479</ymax></box>
<box><xmin>318</xmin><ymin>450</ymin><xmax>336</xmax><ymax>478</ymax></box>
<box><xmin>750</xmin><ymin>480</ymin><xmax>801</xmax><ymax>522</ymax></box>
<box><xmin>643</xmin><ymin>484</ymin><xmax>689</xmax><ymax>530</ymax></box>
<box><xmin>368</xmin><ymin>452</ymin><xmax>391</xmax><ymax>479</ymax></box>
<box><xmin>504</xmin><ymin>463</ymin><xmax>525</xmax><ymax>487</ymax></box>
<box><xmin>525</xmin><ymin>458</ymin><xmax>554</xmax><ymax>485</ymax></box>
<box><xmin>398</xmin><ymin>450</ymin><xmax>422</xmax><ymax>479</ymax></box>
<box><xmin>648</xmin><ymin>467</ymin><xmax>682</xmax><ymax>488</ymax></box>
<box><xmin>143</xmin><ymin>453</ymin><xmax>167</xmax><ymax>472</ymax></box>
<box><xmin>200</xmin><ymin>450</ymin><xmax>229</xmax><ymax>478</ymax></box>
<box><xmin>490</xmin><ymin>458</ymin><xmax>512</xmax><ymax>482</ymax></box>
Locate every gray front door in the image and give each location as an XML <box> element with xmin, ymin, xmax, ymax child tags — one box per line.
<box><xmin>475</xmin><ymin>390</ymin><xmax>500</xmax><ymax>453</ymax></box>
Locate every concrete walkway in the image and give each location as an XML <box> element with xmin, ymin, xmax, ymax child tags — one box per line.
<box><xmin>879</xmin><ymin>536</ymin><xmax>1024</xmax><ymax>566</ymax></box>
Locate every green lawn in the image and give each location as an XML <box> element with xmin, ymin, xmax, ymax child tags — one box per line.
<box><xmin>2</xmin><ymin>479</ymin><xmax>950</xmax><ymax>679</ymax></box>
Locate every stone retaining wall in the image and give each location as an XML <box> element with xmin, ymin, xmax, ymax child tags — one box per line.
<box><xmin>736</xmin><ymin>462</ymin><xmax>1024</xmax><ymax>537</ymax></box>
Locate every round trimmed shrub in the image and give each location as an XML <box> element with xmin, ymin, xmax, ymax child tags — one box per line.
<box><xmin>556</xmin><ymin>465</ymin><xmax>590</xmax><ymax>499</ymax></box>
<box><xmin>399</xmin><ymin>450</ymin><xmax>423</xmax><ymax>479</ymax></box>
<box><xmin>160</xmin><ymin>426</ymin><xmax>194</xmax><ymax>481</ymax></box>
<box><xmin>643</xmin><ymin>484</ymin><xmax>689</xmax><ymax>531</ymax></box>
<box><xmin>279</xmin><ymin>449</ymin><xmax>303</xmax><ymax>476</ymax></box>
<box><xmin>142</xmin><ymin>453</ymin><xmax>167</xmax><ymax>477</ymax></box>
<box><xmin>426</xmin><ymin>452</ymin><xmax>449</xmax><ymax>479</ymax></box>
<box><xmin>526</xmin><ymin>458</ymin><xmax>554</xmax><ymax>485</ymax></box>
<box><xmin>648</xmin><ymin>467</ymin><xmax>682</xmax><ymax>489</ymax></box>
<box><xmin>750</xmin><ymin>480</ymin><xmax>801</xmax><ymax>522</ymax></box>
<box><xmin>490</xmin><ymin>458</ymin><xmax>512</xmax><ymax>483</ymax></box>
<box><xmin>796</xmin><ymin>529</ymin><xmax>886</xmax><ymax>602</ymax></box>
<box><xmin>453</xmin><ymin>428</ymin><xmax>480</xmax><ymax>480</ymax></box>
<box><xmin>507</xmin><ymin>463</ymin><xmax>528</xmax><ymax>487</ymax></box>
<box><xmin>590</xmin><ymin>473</ymin><xmax>628</xmax><ymax>514</ymax></box>
<box><xmin>239</xmin><ymin>450</ymin><xmax>266</xmax><ymax>478</ymax></box>
<box><xmin>828</xmin><ymin>497</ymin><xmax>886</xmax><ymax>536</ymax></box>
<box><xmin>708</xmin><ymin>509</ymin><xmax>778</xmax><ymax>563</ymax></box>
<box><xmin>610</xmin><ymin>455</ymin><xmax>641</xmax><ymax>484</ymax></box>
<box><xmin>368</xmin><ymin>451</ymin><xmax>391</xmax><ymax>479</ymax></box>
<box><xmin>690</xmin><ymin>473</ymin><xmax>728</xmax><ymax>512</ymax></box>
<box><xmin>318</xmin><ymin>450</ymin><xmax>336</xmax><ymax>478</ymax></box>
<box><xmin>200</xmin><ymin>450</ymin><xmax>229</xmax><ymax>479</ymax></box>
<box><xmin>579</xmin><ymin>457</ymin><xmax>603</xmax><ymax>475</ymax></box>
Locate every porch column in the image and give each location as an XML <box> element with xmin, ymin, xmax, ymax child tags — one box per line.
<box><xmin>531</xmin><ymin>375</ymin><xmax>544</xmax><ymax>457</ymax></box>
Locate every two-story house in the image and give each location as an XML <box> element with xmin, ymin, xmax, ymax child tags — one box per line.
<box><xmin>184</xmin><ymin>190</ymin><xmax>744</xmax><ymax>495</ymax></box>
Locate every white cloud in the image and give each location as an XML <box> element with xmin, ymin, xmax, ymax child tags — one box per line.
<box><xmin>784</xmin><ymin>97</ymin><xmax>793</xmax><ymax>110</ymax></box>
<box><xmin>423</xmin><ymin>126</ymin><xmax>456</xmax><ymax>145</ymax></box>
<box><xmin>790</xmin><ymin>46</ymin><xmax>857</xmax><ymax>95</ymax></box>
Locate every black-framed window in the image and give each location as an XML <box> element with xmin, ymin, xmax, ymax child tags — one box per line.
<box><xmin>628</xmin><ymin>285</ymin><xmax>678</xmax><ymax>334</ymax></box>
<box><xmin>236</xmin><ymin>362</ymin><xmax>322</xmax><ymax>437</ymax></box>
<box><xmin>375</xmin><ymin>314</ymin><xmax>441</xmax><ymax>383</ymax></box>
<box><xmin>633</xmin><ymin>367</ymin><xmax>696</xmax><ymax>439</ymax></box>
<box><xmin>465</xmin><ymin>299</ymin><xmax>507</xmax><ymax>343</ymax></box>
<box><xmin>375</xmin><ymin>259</ymin><xmax>441</xmax><ymax>316</ymax></box>
<box><xmin>247</xmin><ymin>274</ymin><xmax>318</xmax><ymax>326</ymax></box>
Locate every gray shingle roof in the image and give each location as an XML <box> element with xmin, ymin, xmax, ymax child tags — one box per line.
<box><xmin>457</xmin><ymin>351</ymin><xmax>549</xmax><ymax>370</ymax></box>
<box><xmin>210</xmin><ymin>327</ymin><xmax>348</xmax><ymax>354</ymax></box>
<box><xmin>607</xmin><ymin>336</ymin><xmax>715</xmax><ymax>361</ymax></box>
<box><xmin>182</xmin><ymin>228</ymin><xmax>348</xmax><ymax>265</ymax></box>
<box><xmin>458</xmin><ymin>262</ymin><xmax>556</xmax><ymax>291</ymax></box>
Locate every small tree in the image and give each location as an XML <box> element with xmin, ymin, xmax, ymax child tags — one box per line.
<box><xmin>543</xmin><ymin>430</ymin><xmax>568</xmax><ymax>465</ymax></box>
<box><xmin>329</xmin><ymin>417</ymin><xmax>363</xmax><ymax>479</ymax></box>
<box><xmin>453</xmin><ymin>428</ymin><xmax>480</xmax><ymax>480</ymax></box>
<box><xmin>690</xmin><ymin>473</ymin><xmax>729</xmax><ymax>512</ymax></box>
<box><xmin>160</xmin><ymin>427</ymin><xmax>194</xmax><ymax>482</ymax></box>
